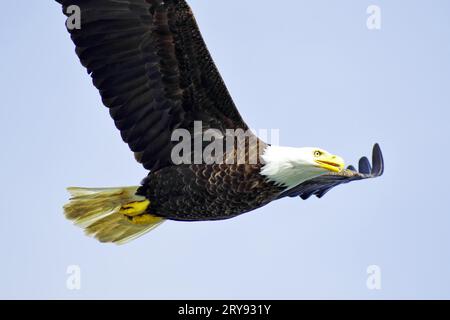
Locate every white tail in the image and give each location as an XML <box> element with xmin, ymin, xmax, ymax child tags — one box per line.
<box><xmin>64</xmin><ymin>187</ymin><xmax>164</xmax><ymax>245</ymax></box>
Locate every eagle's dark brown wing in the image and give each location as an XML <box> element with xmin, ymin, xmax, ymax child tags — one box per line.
<box><xmin>278</xmin><ymin>144</ymin><xmax>384</xmax><ymax>200</ymax></box>
<box><xmin>56</xmin><ymin>0</ymin><xmax>253</xmax><ymax>171</ymax></box>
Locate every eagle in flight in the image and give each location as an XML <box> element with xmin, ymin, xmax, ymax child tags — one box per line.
<box><xmin>56</xmin><ymin>0</ymin><xmax>384</xmax><ymax>244</ymax></box>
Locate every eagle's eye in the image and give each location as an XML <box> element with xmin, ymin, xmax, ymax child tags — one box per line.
<box><xmin>314</xmin><ymin>151</ymin><xmax>322</xmax><ymax>157</ymax></box>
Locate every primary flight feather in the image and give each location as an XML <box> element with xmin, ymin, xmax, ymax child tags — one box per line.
<box><xmin>56</xmin><ymin>0</ymin><xmax>384</xmax><ymax>244</ymax></box>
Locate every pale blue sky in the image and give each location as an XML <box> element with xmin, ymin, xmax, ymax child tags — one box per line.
<box><xmin>1</xmin><ymin>0</ymin><xmax>450</xmax><ymax>299</ymax></box>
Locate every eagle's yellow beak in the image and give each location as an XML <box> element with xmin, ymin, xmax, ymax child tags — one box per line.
<box><xmin>315</xmin><ymin>154</ymin><xmax>345</xmax><ymax>173</ymax></box>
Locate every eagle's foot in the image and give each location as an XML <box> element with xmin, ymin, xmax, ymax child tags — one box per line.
<box><xmin>119</xmin><ymin>200</ymin><xmax>150</xmax><ymax>217</ymax></box>
<box><xmin>119</xmin><ymin>200</ymin><xmax>161</xmax><ymax>225</ymax></box>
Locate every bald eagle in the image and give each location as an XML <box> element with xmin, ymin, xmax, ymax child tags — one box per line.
<box><xmin>57</xmin><ymin>0</ymin><xmax>384</xmax><ymax>244</ymax></box>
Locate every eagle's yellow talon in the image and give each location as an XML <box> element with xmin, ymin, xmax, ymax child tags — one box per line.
<box><xmin>119</xmin><ymin>200</ymin><xmax>150</xmax><ymax>217</ymax></box>
<box><xmin>118</xmin><ymin>199</ymin><xmax>162</xmax><ymax>225</ymax></box>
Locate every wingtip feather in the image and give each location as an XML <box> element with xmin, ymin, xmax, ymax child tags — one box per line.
<box><xmin>358</xmin><ymin>157</ymin><xmax>372</xmax><ymax>175</ymax></box>
<box><xmin>371</xmin><ymin>143</ymin><xmax>384</xmax><ymax>176</ymax></box>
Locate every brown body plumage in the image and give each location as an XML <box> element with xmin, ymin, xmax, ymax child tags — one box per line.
<box><xmin>138</xmin><ymin>163</ymin><xmax>283</xmax><ymax>221</ymax></box>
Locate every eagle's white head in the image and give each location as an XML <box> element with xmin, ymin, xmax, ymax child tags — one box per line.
<box><xmin>260</xmin><ymin>146</ymin><xmax>345</xmax><ymax>190</ymax></box>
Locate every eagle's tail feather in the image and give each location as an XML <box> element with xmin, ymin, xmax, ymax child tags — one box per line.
<box><xmin>64</xmin><ymin>187</ymin><xmax>164</xmax><ymax>245</ymax></box>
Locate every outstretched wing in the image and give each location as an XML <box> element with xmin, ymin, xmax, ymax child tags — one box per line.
<box><xmin>278</xmin><ymin>144</ymin><xmax>384</xmax><ymax>200</ymax></box>
<box><xmin>56</xmin><ymin>0</ymin><xmax>253</xmax><ymax>171</ymax></box>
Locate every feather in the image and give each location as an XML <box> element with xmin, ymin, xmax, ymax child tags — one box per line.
<box><xmin>55</xmin><ymin>0</ymin><xmax>255</xmax><ymax>172</ymax></box>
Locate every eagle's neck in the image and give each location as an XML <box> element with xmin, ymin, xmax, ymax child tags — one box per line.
<box><xmin>260</xmin><ymin>145</ymin><xmax>327</xmax><ymax>190</ymax></box>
